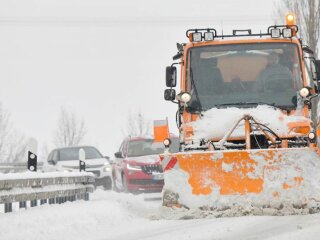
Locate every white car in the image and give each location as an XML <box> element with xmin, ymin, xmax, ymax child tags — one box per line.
<box><xmin>45</xmin><ymin>146</ymin><xmax>112</xmax><ymax>190</ymax></box>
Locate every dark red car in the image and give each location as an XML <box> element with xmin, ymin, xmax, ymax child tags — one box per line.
<box><xmin>112</xmin><ymin>136</ymin><xmax>179</xmax><ymax>193</ymax></box>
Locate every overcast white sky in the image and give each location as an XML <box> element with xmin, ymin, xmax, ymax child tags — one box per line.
<box><xmin>0</xmin><ymin>0</ymin><xmax>281</xmax><ymax>158</ymax></box>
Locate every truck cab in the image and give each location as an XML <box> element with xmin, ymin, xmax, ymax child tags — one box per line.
<box><xmin>164</xmin><ymin>15</ymin><xmax>320</xmax><ymax>151</ymax></box>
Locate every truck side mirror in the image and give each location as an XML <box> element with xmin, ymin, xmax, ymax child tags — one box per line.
<box><xmin>316</xmin><ymin>60</ymin><xmax>320</xmax><ymax>80</ymax></box>
<box><xmin>164</xmin><ymin>89</ymin><xmax>176</xmax><ymax>101</ymax></box>
<box><xmin>166</xmin><ymin>66</ymin><xmax>177</xmax><ymax>87</ymax></box>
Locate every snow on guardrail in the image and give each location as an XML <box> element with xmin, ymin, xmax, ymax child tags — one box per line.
<box><xmin>0</xmin><ymin>171</ymin><xmax>95</xmax><ymax>213</ymax></box>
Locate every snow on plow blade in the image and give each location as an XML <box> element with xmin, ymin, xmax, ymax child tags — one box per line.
<box><xmin>161</xmin><ymin>148</ymin><xmax>320</xmax><ymax>212</ymax></box>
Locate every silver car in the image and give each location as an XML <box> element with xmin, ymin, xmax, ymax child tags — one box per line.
<box><xmin>46</xmin><ymin>146</ymin><xmax>112</xmax><ymax>190</ymax></box>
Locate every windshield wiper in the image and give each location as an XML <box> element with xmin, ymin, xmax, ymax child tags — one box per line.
<box><xmin>189</xmin><ymin>65</ymin><xmax>202</xmax><ymax>112</ymax></box>
<box><xmin>217</xmin><ymin>102</ymin><xmax>274</xmax><ymax>106</ymax></box>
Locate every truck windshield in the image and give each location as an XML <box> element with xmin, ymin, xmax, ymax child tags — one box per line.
<box><xmin>186</xmin><ymin>42</ymin><xmax>302</xmax><ymax>111</ymax></box>
<box><xmin>127</xmin><ymin>138</ymin><xmax>179</xmax><ymax>157</ymax></box>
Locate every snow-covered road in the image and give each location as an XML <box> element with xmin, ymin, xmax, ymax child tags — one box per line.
<box><xmin>1</xmin><ymin>190</ymin><xmax>320</xmax><ymax>240</ymax></box>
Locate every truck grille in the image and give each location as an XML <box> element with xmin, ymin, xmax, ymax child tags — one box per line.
<box><xmin>141</xmin><ymin>164</ymin><xmax>163</xmax><ymax>175</ymax></box>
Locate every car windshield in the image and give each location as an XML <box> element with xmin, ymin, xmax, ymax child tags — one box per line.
<box><xmin>186</xmin><ymin>42</ymin><xmax>303</xmax><ymax>111</ymax></box>
<box><xmin>127</xmin><ymin>138</ymin><xmax>179</xmax><ymax>157</ymax></box>
<box><xmin>58</xmin><ymin>147</ymin><xmax>103</xmax><ymax>161</ymax></box>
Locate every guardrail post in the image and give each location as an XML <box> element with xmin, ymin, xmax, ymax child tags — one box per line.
<box><xmin>4</xmin><ymin>203</ymin><xmax>12</xmax><ymax>213</ymax></box>
<box><xmin>79</xmin><ymin>148</ymin><xmax>86</xmax><ymax>172</ymax></box>
<box><xmin>0</xmin><ymin>172</ymin><xmax>93</xmax><ymax>213</ymax></box>
<box><xmin>84</xmin><ymin>192</ymin><xmax>89</xmax><ymax>201</ymax></box>
<box><xmin>77</xmin><ymin>193</ymin><xmax>81</xmax><ymax>200</ymax></box>
<box><xmin>30</xmin><ymin>200</ymin><xmax>37</xmax><ymax>207</ymax></box>
<box><xmin>19</xmin><ymin>201</ymin><xmax>27</xmax><ymax>209</ymax></box>
<box><xmin>27</xmin><ymin>139</ymin><xmax>38</xmax><ymax>172</ymax></box>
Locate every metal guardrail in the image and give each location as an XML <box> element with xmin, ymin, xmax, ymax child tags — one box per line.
<box><xmin>0</xmin><ymin>172</ymin><xmax>95</xmax><ymax>213</ymax></box>
<box><xmin>0</xmin><ymin>162</ymin><xmax>44</xmax><ymax>173</ymax></box>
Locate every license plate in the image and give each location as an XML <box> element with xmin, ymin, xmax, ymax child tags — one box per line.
<box><xmin>152</xmin><ymin>173</ymin><xmax>164</xmax><ymax>180</ymax></box>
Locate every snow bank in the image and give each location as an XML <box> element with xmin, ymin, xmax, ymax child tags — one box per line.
<box><xmin>1</xmin><ymin>190</ymin><xmax>320</xmax><ymax>240</ymax></box>
<box><xmin>190</xmin><ymin>105</ymin><xmax>309</xmax><ymax>141</ymax></box>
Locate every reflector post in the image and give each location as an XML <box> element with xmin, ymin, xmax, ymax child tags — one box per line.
<box><xmin>154</xmin><ymin>118</ymin><xmax>170</xmax><ymax>143</ymax></box>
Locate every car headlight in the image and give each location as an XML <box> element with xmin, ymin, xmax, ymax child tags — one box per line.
<box><xmin>63</xmin><ymin>169</ymin><xmax>72</xmax><ymax>173</ymax></box>
<box><xmin>127</xmin><ymin>163</ymin><xmax>142</xmax><ymax>171</ymax></box>
<box><xmin>103</xmin><ymin>165</ymin><xmax>112</xmax><ymax>172</ymax></box>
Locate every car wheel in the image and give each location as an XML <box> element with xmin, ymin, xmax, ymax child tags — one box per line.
<box><xmin>103</xmin><ymin>178</ymin><xmax>112</xmax><ymax>191</ymax></box>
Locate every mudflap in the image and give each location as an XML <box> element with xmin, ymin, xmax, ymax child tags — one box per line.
<box><xmin>161</xmin><ymin>148</ymin><xmax>320</xmax><ymax>214</ymax></box>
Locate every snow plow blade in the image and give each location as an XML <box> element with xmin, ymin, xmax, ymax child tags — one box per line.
<box><xmin>161</xmin><ymin>148</ymin><xmax>320</xmax><ymax>213</ymax></box>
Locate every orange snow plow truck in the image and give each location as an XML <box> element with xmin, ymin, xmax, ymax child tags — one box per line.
<box><xmin>157</xmin><ymin>14</ymin><xmax>320</xmax><ymax>213</ymax></box>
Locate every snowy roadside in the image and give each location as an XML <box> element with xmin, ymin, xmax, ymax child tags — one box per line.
<box><xmin>0</xmin><ymin>190</ymin><xmax>319</xmax><ymax>240</ymax></box>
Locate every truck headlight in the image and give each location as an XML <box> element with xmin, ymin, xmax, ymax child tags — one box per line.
<box><xmin>191</xmin><ymin>32</ymin><xmax>202</xmax><ymax>42</ymax></box>
<box><xmin>282</xmin><ymin>28</ymin><xmax>292</xmax><ymax>38</ymax></box>
<box><xmin>177</xmin><ymin>92</ymin><xmax>191</xmax><ymax>103</ymax></box>
<box><xmin>270</xmin><ymin>28</ymin><xmax>281</xmax><ymax>38</ymax></box>
<box><xmin>308</xmin><ymin>131</ymin><xmax>316</xmax><ymax>141</ymax></box>
<box><xmin>204</xmin><ymin>32</ymin><xmax>214</xmax><ymax>41</ymax></box>
<box><xmin>163</xmin><ymin>138</ymin><xmax>171</xmax><ymax>148</ymax></box>
<box><xmin>299</xmin><ymin>87</ymin><xmax>310</xmax><ymax>98</ymax></box>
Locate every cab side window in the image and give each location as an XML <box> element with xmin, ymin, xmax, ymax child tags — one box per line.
<box><xmin>47</xmin><ymin>152</ymin><xmax>53</xmax><ymax>161</ymax></box>
<box><xmin>122</xmin><ymin>140</ymin><xmax>128</xmax><ymax>158</ymax></box>
<box><xmin>115</xmin><ymin>141</ymin><xmax>125</xmax><ymax>163</ymax></box>
<box><xmin>52</xmin><ymin>150</ymin><xmax>59</xmax><ymax>162</ymax></box>
<box><xmin>118</xmin><ymin>142</ymin><xmax>124</xmax><ymax>156</ymax></box>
